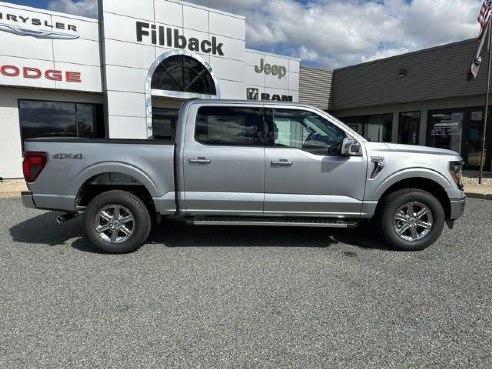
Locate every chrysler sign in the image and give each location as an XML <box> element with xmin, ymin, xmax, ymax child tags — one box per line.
<box><xmin>0</xmin><ymin>23</ymin><xmax>79</xmax><ymax>39</ymax></box>
<box><xmin>0</xmin><ymin>11</ymin><xmax>79</xmax><ymax>39</ymax></box>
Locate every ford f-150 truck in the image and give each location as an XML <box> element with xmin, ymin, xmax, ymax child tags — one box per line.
<box><xmin>21</xmin><ymin>100</ymin><xmax>466</xmax><ymax>253</ymax></box>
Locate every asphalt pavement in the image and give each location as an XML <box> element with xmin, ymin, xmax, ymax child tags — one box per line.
<box><xmin>0</xmin><ymin>197</ymin><xmax>491</xmax><ymax>368</ymax></box>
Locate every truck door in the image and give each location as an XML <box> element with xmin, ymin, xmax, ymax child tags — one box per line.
<box><xmin>181</xmin><ymin>105</ymin><xmax>265</xmax><ymax>216</ymax></box>
<box><xmin>263</xmin><ymin>108</ymin><xmax>367</xmax><ymax>217</ymax></box>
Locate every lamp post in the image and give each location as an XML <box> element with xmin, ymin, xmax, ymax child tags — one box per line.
<box><xmin>479</xmin><ymin>15</ymin><xmax>492</xmax><ymax>184</ymax></box>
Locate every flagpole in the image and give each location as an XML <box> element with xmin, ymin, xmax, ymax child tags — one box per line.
<box><xmin>480</xmin><ymin>16</ymin><xmax>492</xmax><ymax>184</ymax></box>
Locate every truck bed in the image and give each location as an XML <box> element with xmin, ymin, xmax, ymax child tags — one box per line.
<box><xmin>23</xmin><ymin>138</ymin><xmax>176</xmax><ymax>214</ymax></box>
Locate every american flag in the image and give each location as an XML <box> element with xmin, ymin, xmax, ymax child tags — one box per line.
<box><xmin>467</xmin><ymin>1</ymin><xmax>492</xmax><ymax>80</ymax></box>
<box><xmin>478</xmin><ymin>0</ymin><xmax>492</xmax><ymax>35</ymax></box>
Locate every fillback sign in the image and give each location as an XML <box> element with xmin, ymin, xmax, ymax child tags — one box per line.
<box><xmin>136</xmin><ymin>22</ymin><xmax>224</xmax><ymax>56</ymax></box>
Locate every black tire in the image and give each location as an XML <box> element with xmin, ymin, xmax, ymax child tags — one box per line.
<box><xmin>84</xmin><ymin>190</ymin><xmax>151</xmax><ymax>254</ymax></box>
<box><xmin>378</xmin><ymin>188</ymin><xmax>445</xmax><ymax>251</ymax></box>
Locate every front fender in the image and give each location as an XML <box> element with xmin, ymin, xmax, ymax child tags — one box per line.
<box><xmin>366</xmin><ymin>167</ymin><xmax>454</xmax><ymax>201</ymax></box>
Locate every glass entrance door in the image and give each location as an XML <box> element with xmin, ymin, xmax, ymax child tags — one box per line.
<box><xmin>462</xmin><ymin>111</ymin><xmax>485</xmax><ymax>169</ymax></box>
<box><xmin>427</xmin><ymin>108</ymin><xmax>491</xmax><ymax>170</ymax></box>
<box><xmin>427</xmin><ymin>111</ymin><xmax>463</xmax><ymax>153</ymax></box>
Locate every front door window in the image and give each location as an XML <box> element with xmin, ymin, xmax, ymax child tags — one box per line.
<box><xmin>265</xmin><ymin>109</ymin><xmax>346</xmax><ymax>155</ymax></box>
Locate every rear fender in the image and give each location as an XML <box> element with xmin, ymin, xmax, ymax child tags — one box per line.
<box><xmin>73</xmin><ymin>162</ymin><xmax>160</xmax><ymax>199</ymax></box>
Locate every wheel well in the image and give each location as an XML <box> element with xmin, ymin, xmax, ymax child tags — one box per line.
<box><xmin>375</xmin><ymin>178</ymin><xmax>451</xmax><ymax>219</ymax></box>
<box><xmin>77</xmin><ymin>173</ymin><xmax>157</xmax><ymax>221</ymax></box>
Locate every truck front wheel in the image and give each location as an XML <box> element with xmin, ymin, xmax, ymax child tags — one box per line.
<box><xmin>378</xmin><ymin>189</ymin><xmax>445</xmax><ymax>251</ymax></box>
<box><xmin>84</xmin><ymin>190</ymin><xmax>151</xmax><ymax>254</ymax></box>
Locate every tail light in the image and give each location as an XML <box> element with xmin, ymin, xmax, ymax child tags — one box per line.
<box><xmin>23</xmin><ymin>151</ymin><xmax>48</xmax><ymax>182</ymax></box>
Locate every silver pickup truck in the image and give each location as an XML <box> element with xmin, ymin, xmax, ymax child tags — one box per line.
<box><xmin>21</xmin><ymin>100</ymin><xmax>465</xmax><ymax>253</ymax></box>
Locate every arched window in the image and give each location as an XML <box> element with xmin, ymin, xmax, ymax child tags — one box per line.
<box><xmin>151</xmin><ymin>55</ymin><xmax>217</xmax><ymax>96</ymax></box>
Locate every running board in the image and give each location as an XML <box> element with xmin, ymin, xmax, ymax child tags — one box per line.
<box><xmin>187</xmin><ymin>218</ymin><xmax>359</xmax><ymax>228</ymax></box>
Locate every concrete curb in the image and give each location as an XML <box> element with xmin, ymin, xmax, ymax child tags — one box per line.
<box><xmin>466</xmin><ymin>192</ymin><xmax>492</xmax><ymax>200</ymax></box>
<box><xmin>0</xmin><ymin>192</ymin><xmax>24</xmax><ymax>199</ymax></box>
<box><xmin>0</xmin><ymin>183</ymin><xmax>28</xmax><ymax>198</ymax></box>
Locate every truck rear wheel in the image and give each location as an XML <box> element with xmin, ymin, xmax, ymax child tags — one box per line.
<box><xmin>378</xmin><ymin>189</ymin><xmax>445</xmax><ymax>251</ymax></box>
<box><xmin>84</xmin><ymin>190</ymin><xmax>151</xmax><ymax>254</ymax></box>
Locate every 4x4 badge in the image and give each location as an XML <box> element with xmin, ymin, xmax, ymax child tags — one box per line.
<box><xmin>53</xmin><ymin>153</ymin><xmax>83</xmax><ymax>160</ymax></box>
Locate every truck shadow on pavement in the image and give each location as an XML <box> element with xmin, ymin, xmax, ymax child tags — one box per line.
<box><xmin>10</xmin><ymin>212</ymin><xmax>390</xmax><ymax>252</ymax></box>
<box><xmin>146</xmin><ymin>218</ymin><xmax>388</xmax><ymax>250</ymax></box>
<box><xmin>9</xmin><ymin>211</ymin><xmax>84</xmax><ymax>247</ymax></box>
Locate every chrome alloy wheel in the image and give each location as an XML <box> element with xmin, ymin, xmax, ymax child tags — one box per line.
<box><xmin>393</xmin><ymin>201</ymin><xmax>434</xmax><ymax>242</ymax></box>
<box><xmin>94</xmin><ymin>205</ymin><xmax>135</xmax><ymax>244</ymax></box>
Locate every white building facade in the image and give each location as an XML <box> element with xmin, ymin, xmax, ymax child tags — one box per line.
<box><xmin>0</xmin><ymin>0</ymin><xmax>300</xmax><ymax>178</ymax></box>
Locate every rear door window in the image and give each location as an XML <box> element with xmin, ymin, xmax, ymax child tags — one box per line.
<box><xmin>195</xmin><ymin>106</ymin><xmax>264</xmax><ymax>146</ymax></box>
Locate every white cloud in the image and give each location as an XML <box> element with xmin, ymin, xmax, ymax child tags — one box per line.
<box><xmin>191</xmin><ymin>0</ymin><xmax>482</xmax><ymax>67</ymax></box>
<box><xmin>45</xmin><ymin>0</ymin><xmax>483</xmax><ymax>67</ymax></box>
<box><xmin>47</xmin><ymin>0</ymin><xmax>97</xmax><ymax>19</ymax></box>
<box><xmin>361</xmin><ymin>47</ymin><xmax>411</xmax><ymax>63</ymax></box>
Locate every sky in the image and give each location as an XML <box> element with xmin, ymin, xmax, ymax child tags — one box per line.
<box><xmin>3</xmin><ymin>0</ymin><xmax>485</xmax><ymax>68</ymax></box>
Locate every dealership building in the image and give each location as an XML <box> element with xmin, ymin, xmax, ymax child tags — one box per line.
<box><xmin>0</xmin><ymin>0</ymin><xmax>490</xmax><ymax>179</ymax></box>
<box><xmin>0</xmin><ymin>0</ymin><xmax>301</xmax><ymax>178</ymax></box>
<box><xmin>330</xmin><ymin>38</ymin><xmax>492</xmax><ymax>173</ymax></box>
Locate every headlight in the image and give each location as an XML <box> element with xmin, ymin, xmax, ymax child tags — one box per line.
<box><xmin>449</xmin><ymin>161</ymin><xmax>464</xmax><ymax>190</ymax></box>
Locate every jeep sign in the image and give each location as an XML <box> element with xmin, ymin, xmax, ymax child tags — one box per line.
<box><xmin>254</xmin><ymin>59</ymin><xmax>287</xmax><ymax>79</ymax></box>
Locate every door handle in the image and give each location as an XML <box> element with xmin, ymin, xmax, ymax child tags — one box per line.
<box><xmin>271</xmin><ymin>159</ymin><xmax>293</xmax><ymax>167</ymax></box>
<box><xmin>189</xmin><ymin>157</ymin><xmax>211</xmax><ymax>165</ymax></box>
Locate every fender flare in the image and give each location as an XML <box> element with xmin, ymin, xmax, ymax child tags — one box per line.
<box><xmin>367</xmin><ymin>168</ymin><xmax>453</xmax><ymax>201</ymax></box>
<box><xmin>73</xmin><ymin>162</ymin><xmax>160</xmax><ymax>199</ymax></box>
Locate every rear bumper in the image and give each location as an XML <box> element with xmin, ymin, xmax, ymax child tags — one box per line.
<box><xmin>21</xmin><ymin>191</ymin><xmax>36</xmax><ymax>209</ymax></box>
<box><xmin>449</xmin><ymin>197</ymin><xmax>466</xmax><ymax>220</ymax></box>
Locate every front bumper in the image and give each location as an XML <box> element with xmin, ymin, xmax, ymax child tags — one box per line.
<box><xmin>21</xmin><ymin>191</ymin><xmax>36</xmax><ymax>209</ymax></box>
<box><xmin>449</xmin><ymin>197</ymin><xmax>466</xmax><ymax>220</ymax></box>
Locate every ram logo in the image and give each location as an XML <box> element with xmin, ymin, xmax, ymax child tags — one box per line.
<box><xmin>246</xmin><ymin>88</ymin><xmax>259</xmax><ymax>100</ymax></box>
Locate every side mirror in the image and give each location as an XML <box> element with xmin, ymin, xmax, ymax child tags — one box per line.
<box><xmin>341</xmin><ymin>137</ymin><xmax>362</xmax><ymax>156</ymax></box>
